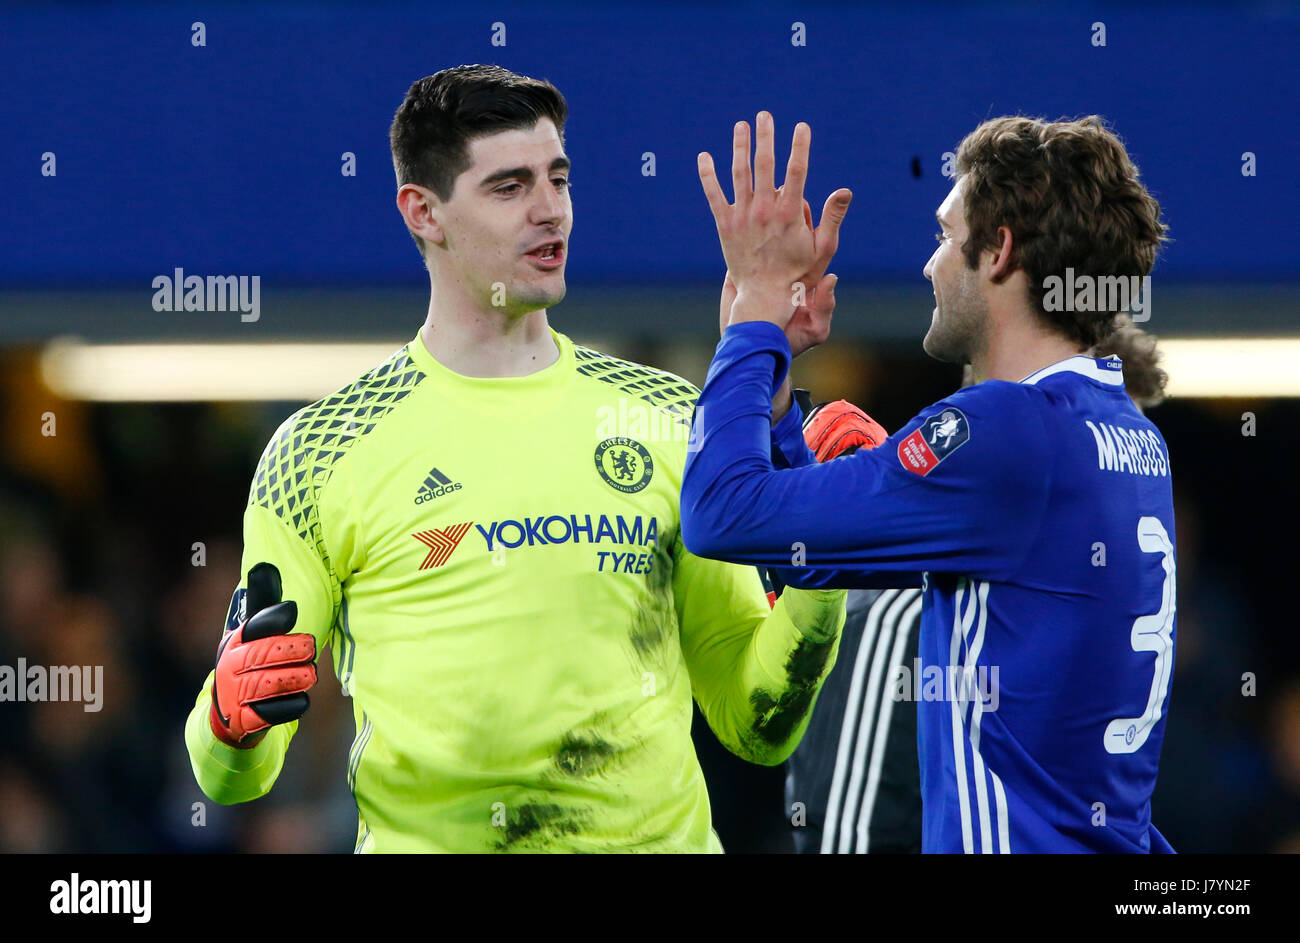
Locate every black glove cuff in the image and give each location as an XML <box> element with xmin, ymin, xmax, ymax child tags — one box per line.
<box><xmin>793</xmin><ymin>387</ymin><xmax>815</xmax><ymax>424</ymax></box>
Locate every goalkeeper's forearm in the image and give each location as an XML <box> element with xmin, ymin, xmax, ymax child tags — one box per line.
<box><xmin>699</xmin><ymin>586</ymin><xmax>846</xmax><ymax>766</ymax></box>
<box><xmin>185</xmin><ymin>672</ymin><xmax>296</xmax><ymax>805</ymax></box>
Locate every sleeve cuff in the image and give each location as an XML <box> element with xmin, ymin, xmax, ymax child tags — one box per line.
<box><xmin>778</xmin><ymin>587</ymin><xmax>848</xmax><ymax>644</ymax></box>
<box><xmin>720</xmin><ymin>320</ymin><xmax>794</xmax><ymax>391</ymax></box>
<box><xmin>771</xmin><ymin>395</ymin><xmax>808</xmax><ymax>468</ymax></box>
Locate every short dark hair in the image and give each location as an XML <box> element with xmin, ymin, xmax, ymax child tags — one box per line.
<box><xmin>389</xmin><ymin>64</ymin><xmax>569</xmax><ymax>255</ymax></box>
<box><xmin>954</xmin><ymin>115</ymin><xmax>1169</xmax><ymax>348</ymax></box>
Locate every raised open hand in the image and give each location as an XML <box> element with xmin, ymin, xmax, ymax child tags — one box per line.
<box><xmin>699</xmin><ymin>112</ymin><xmax>851</xmax><ymax>331</ymax></box>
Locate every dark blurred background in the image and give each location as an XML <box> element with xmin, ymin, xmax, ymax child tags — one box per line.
<box><xmin>1</xmin><ymin>0</ymin><xmax>1297</xmax><ymax>852</ymax></box>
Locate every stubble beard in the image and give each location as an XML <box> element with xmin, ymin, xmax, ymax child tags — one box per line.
<box><xmin>923</xmin><ymin>267</ymin><xmax>988</xmax><ymax>366</ymax></box>
<box><xmin>513</xmin><ymin>277</ymin><xmax>565</xmax><ymax>314</ymax></box>
<box><xmin>473</xmin><ymin>268</ymin><xmax>566</xmax><ymax>319</ymax></box>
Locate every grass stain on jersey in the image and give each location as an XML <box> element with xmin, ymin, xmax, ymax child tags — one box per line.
<box><xmin>496</xmin><ymin>802</ymin><xmax>587</xmax><ymax>850</ymax></box>
<box><xmin>628</xmin><ymin>609</ymin><xmax>667</xmax><ymax>657</ymax></box>
<box><xmin>745</xmin><ymin>633</ymin><xmax>836</xmax><ymax>749</ymax></box>
<box><xmin>628</xmin><ymin>538</ymin><xmax>676</xmax><ymax>663</ymax></box>
<box><xmin>554</xmin><ymin>731</ymin><xmax>619</xmax><ymax>778</ymax></box>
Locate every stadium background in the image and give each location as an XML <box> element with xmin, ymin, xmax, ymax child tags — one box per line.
<box><xmin>1</xmin><ymin>0</ymin><xmax>1296</xmax><ymax>852</ymax></box>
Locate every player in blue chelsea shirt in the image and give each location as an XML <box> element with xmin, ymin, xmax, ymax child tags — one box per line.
<box><xmin>685</xmin><ymin>113</ymin><xmax>1174</xmax><ymax>853</ymax></box>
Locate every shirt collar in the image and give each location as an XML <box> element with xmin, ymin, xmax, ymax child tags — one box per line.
<box><xmin>1019</xmin><ymin>354</ymin><xmax>1125</xmax><ymax>387</ymax></box>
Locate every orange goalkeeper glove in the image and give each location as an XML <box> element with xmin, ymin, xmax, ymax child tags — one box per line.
<box><xmin>802</xmin><ymin>399</ymin><xmax>888</xmax><ymax>461</ymax></box>
<box><xmin>763</xmin><ymin>395</ymin><xmax>889</xmax><ymax>604</ymax></box>
<box><xmin>209</xmin><ymin>562</ymin><xmax>317</xmax><ymax>748</ymax></box>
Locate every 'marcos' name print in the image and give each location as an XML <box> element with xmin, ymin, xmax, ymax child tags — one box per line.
<box><xmin>1084</xmin><ymin>421</ymin><xmax>1169</xmax><ymax>476</ymax></box>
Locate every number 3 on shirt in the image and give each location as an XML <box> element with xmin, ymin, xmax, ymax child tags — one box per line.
<box><xmin>1105</xmin><ymin>516</ymin><xmax>1176</xmax><ymax>755</ymax></box>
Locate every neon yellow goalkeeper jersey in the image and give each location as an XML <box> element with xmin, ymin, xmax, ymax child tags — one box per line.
<box><xmin>185</xmin><ymin>326</ymin><xmax>846</xmax><ymax>853</ymax></box>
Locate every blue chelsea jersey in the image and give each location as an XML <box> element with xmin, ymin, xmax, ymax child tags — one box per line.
<box><xmin>682</xmin><ymin>322</ymin><xmax>1176</xmax><ymax>853</ymax></box>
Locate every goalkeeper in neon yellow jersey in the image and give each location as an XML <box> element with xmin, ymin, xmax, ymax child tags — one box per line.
<box><xmin>185</xmin><ymin>65</ymin><xmax>849</xmax><ymax>853</ymax></box>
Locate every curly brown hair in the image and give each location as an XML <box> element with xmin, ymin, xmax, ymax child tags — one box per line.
<box><xmin>1094</xmin><ymin>313</ymin><xmax>1168</xmax><ymax>409</ymax></box>
<box><xmin>954</xmin><ymin>115</ymin><xmax>1169</xmax><ymax>348</ymax></box>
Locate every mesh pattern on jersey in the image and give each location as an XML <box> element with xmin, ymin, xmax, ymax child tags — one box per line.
<box><xmin>249</xmin><ymin>346</ymin><xmax>425</xmax><ymax>598</ymax></box>
<box><xmin>573</xmin><ymin>345</ymin><xmax>699</xmax><ymax>429</ymax></box>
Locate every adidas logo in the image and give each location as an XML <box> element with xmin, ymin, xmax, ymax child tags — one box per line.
<box><xmin>414</xmin><ymin>466</ymin><xmax>463</xmax><ymax>504</ymax></box>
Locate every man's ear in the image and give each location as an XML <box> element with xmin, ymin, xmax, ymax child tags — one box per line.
<box><xmin>396</xmin><ymin>183</ymin><xmax>444</xmax><ymax>247</ymax></box>
<box><xmin>984</xmin><ymin>225</ymin><xmax>1016</xmax><ymax>282</ymax></box>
